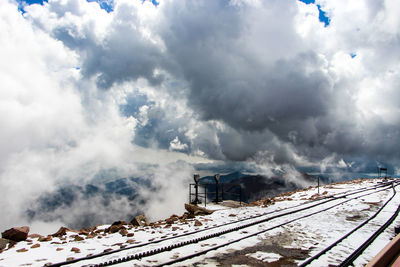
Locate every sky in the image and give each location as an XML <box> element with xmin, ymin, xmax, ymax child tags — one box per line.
<box><xmin>1</xmin><ymin>0</ymin><xmax>400</xmax><ymax>232</ymax></box>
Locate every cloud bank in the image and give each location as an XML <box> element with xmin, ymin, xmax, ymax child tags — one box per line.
<box><xmin>1</xmin><ymin>0</ymin><xmax>400</xmax><ymax>232</ymax></box>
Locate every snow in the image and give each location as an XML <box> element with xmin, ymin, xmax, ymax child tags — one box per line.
<box><xmin>247</xmin><ymin>251</ymin><xmax>282</xmax><ymax>262</ymax></box>
<box><xmin>0</xmin><ymin>178</ymin><xmax>399</xmax><ymax>267</ymax></box>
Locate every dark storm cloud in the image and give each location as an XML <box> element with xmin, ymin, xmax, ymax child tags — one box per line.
<box><xmin>154</xmin><ymin>0</ymin><xmax>335</xmax><ymax>162</ymax></box>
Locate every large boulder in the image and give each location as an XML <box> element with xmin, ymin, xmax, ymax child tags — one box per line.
<box><xmin>1</xmin><ymin>226</ymin><xmax>29</xmax><ymax>242</ymax></box>
<box><xmin>130</xmin><ymin>215</ymin><xmax>149</xmax><ymax>226</ymax></box>
<box><xmin>184</xmin><ymin>204</ymin><xmax>214</xmax><ymax>215</ymax></box>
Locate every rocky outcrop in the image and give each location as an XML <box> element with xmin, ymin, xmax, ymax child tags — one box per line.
<box><xmin>1</xmin><ymin>226</ymin><xmax>29</xmax><ymax>242</ymax></box>
<box><xmin>130</xmin><ymin>215</ymin><xmax>149</xmax><ymax>226</ymax></box>
<box><xmin>184</xmin><ymin>203</ymin><xmax>214</xmax><ymax>215</ymax></box>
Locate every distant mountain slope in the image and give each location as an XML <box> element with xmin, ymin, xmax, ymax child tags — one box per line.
<box><xmin>198</xmin><ymin>172</ymin><xmax>318</xmax><ymax>203</ymax></box>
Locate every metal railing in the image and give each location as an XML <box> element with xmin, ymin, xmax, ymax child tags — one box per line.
<box><xmin>189</xmin><ymin>183</ymin><xmax>242</xmax><ymax>206</ymax></box>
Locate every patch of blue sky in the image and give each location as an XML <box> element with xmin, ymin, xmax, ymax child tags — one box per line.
<box><xmin>18</xmin><ymin>0</ymin><xmax>158</xmax><ymax>13</ymax></box>
<box><xmin>87</xmin><ymin>0</ymin><xmax>114</xmax><ymax>12</ymax></box>
<box><xmin>119</xmin><ymin>91</ymin><xmax>153</xmax><ymax>117</ymax></box>
<box><xmin>298</xmin><ymin>0</ymin><xmax>330</xmax><ymax>27</ymax></box>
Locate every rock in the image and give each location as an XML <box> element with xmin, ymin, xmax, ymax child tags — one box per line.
<box><xmin>72</xmin><ymin>235</ymin><xmax>85</xmax><ymax>241</ymax></box>
<box><xmin>71</xmin><ymin>247</ymin><xmax>80</xmax><ymax>253</ymax></box>
<box><xmin>52</xmin><ymin>227</ymin><xmax>73</xmax><ymax>237</ymax></box>
<box><xmin>89</xmin><ymin>226</ymin><xmax>98</xmax><ymax>232</ymax></box>
<box><xmin>165</xmin><ymin>216</ymin><xmax>178</xmax><ymax>224</ymax></box>
<box><xmin>194</xmin><ymin>220</ymin><xmax>203</xmax><ymax>226</ymax></box>
<box><xmin>17</xmin><ymin>248</ymin><xmax>28</xmax><ymax>252</ymax></box>
<box><xmin>0</xmin><ymin>238</ymin><xmax>10</xmax><ymax>250</ymax></box>
<box><xmin>108</xmin><ymin>224</ymin><xmax>126</xmax><ymax>234</ymax></box>
<box><xmin>31</xmin><ymin>243</ymin><xmax>40</xmax><ymax>248</ymax></box>
<box><xmin>127</xmin><ymin>233</ymin><xmax>135</xmax><ymax>237</ymax></box>
<box><xmin>38</xmin><ymin>235</ymin><xmax>53</xmax><ymax>242</ymax></box>
<box><xmin>184</xmin><ymin>204</ymin><xmax>214</xmax><ymax>216</ymax></box>
<box><xmin>78</xmin><ymin>229</ymin><xmax>89</xmax><ymax>236</ymax></box>
<box><xmin>130</xmin><ymin>215</ymin><xmax>149</xmax><ymax>227</ymax></box>
<box><xmin>1</xmin><ymin>226</ymin><xmax>29</xmax><ymax>242</ymax></box>
<box><xmin>228</xmin><ymin>214</ymin><xmax>236</xmax><ymax>217</ymax></box>
<box><xmin>56</xmin><ymin>247</ymin><xmax>63</xmax><ymax>251</ymax></box>
<box><xmin>119</xmin><ymin>228</ymin><xmax>128</xmax><ymax>236</ymax></box>
<box><xmin>111</xmin><ymin>221</ymin><xmax>124</xmax><ymax>226</ymax></box>
<box><xmin>28</xmin><ymin>233</ymin><xmax>44</xmax><ymax>239</ymax></box>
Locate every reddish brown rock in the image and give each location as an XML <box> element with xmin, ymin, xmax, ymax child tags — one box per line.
<box><xmin>78</xmin><ymin>229</ymin><xmax>89</xmax><ymax>236</ymax></box>
<box><xmin>56</xmin><ymin>247</ymin><xmax>63</xmax><ymax>251</ymax></box>
<box><xmin>185</xmin><ymin>204</ymin><xmax>213</xmax><ymax>216</ymax></box>
<box><xmin>119</xmin><ymin>228</ymin><xmax>128</xmax><ymax>236</ymax></box>
<box><xmin>71</xmin><ymin>247</ymin><xmax>80</xmax><ymax>253</ymax></box>
<box><xmin>28</xmin><ymin>233</ymin><xmax>44</xmax><ymax>239</ymax></box>
<box><xmin>165</xmin><ymin>216</ymin><xmax>178</xmax><ymax>224</ymax></box>
<box><xmin>72</xmin><ymin>235</ymin><xmax>84</xmax><ymax>241</ymax></box>
<box><xmin>194</xmin><ymin>220</ymin><xmax>203</xmax><ymax>226</ymax></box>
<box><xmin>1</xmin><ymin>226</ymin><xmax>29</xmax><ymax>242</ymax></box>
<box><xmin>17</xmin><ymin>248</ymin><xmax>28</xmax><ymax>252</ymax></box>
<box><xmin>126</xmin><ymin>233</ymin><xmax>134</xmax><ymax>237</ymax></box>
<box><xmin>52</xmin><ymin>227</ymin><xmax>73</xmax><ymax>237</ymax></box>
<box><xmin>130</xmin><ymin>215</ymin><xmax>149</xmax><ymax>226</ymax></box>
<box><xmin>31</xmin><ymin>243</ymin><xmax>40</xmax><ymax>248</ymax></box>
<box><xmin>38</xmin><ymin>235</ymin><xmax>53</xmax><ymax>242</ymax></box>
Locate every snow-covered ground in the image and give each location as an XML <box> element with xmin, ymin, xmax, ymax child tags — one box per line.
<box><xmin>1</xmin><ymin>178</ymin><xmax>399</xmax><ymax>267</ymax></box>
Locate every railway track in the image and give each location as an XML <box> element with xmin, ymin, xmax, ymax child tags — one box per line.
<box><xmin>299</xmin><ymin>181</ymin><xmax>400</xmax><ymax>267</ymax></box>
<box><xmin>50</xmin><ymin>180</ymin><xmax>400</xmax><ymax>266</ymax></box>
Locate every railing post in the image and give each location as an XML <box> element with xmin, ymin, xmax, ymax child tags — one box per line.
<box><xmin>214</xmin><ymin>174</ymin><xmax>220</xmax><ymax>203</ymax></box>
<box><xmin>189</xmin><ymin>184</ymin><xmax>191</xmax><ymax>203</ymax></box>
<box><xmin>193</xmin><ymin>174</ymin><xmax>200</xmax><ymax>205</ymax></box>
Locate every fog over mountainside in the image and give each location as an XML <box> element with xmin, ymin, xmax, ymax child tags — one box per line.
<box><xmin>1</xmin><ymin>0</ymin><xmax>399</xmax><ymax>232</ymax></box>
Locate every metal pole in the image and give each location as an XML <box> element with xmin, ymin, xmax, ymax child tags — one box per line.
<box><xmin>193</xmin><ymin>174</ymin><xmax>200</xmax><ymax>205</ymax></box>
<box><xmin>189</xmin><ymin>184</ymin><xmax>191</xmax><ymax>203</ymax></box>
<box><xmin>214</xmin><ymin>174</ymin><xmax>220</xmax><ymax>203</ymax></box>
